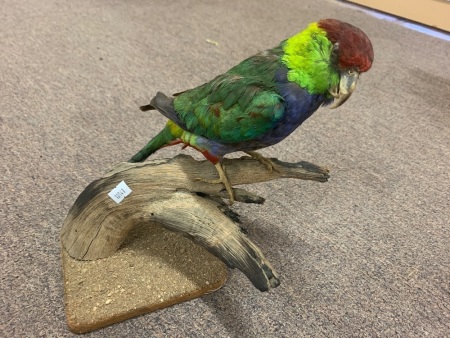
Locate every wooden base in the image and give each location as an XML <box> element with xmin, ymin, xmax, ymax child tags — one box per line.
<box><xmin>60</xmin><ymin>155</ymin><xmax>330</xmax><ymax>331</ymax></box>
<box><xmin>62</xmin><ymin>223</ymin><xmax>227</xmax><ymax>333</ymax></box>
<box><xmin>61</xmin><ymin>155</ymin><xmax>329</xmax><ymax>292</ymax></box>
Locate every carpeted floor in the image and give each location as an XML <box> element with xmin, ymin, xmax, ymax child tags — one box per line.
<box><xmin>1</xmin><ymin>0</ymin><xmax>449</xmax><ymax>336</ymax></box>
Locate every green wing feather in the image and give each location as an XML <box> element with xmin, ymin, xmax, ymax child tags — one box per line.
<box><xmin>173</xmin><ymin>49</ymin><xmax>285</xmax><ymax>144</ymax></box>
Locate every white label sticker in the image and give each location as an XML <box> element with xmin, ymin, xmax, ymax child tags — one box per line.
<box><xmin>108</xmin><ymin>181</ymin><xmax>132</xmax><ymax>204</ymax></box>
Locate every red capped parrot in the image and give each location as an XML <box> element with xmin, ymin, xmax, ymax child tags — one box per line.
<box><xmin>129</xmin><ymin>19</ymin><xmax>374</xmax><ymax>203</ymax></box>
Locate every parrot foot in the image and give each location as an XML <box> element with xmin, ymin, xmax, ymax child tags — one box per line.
<box><xmin>245</xmin><ymin>151</ymin><xmax>278</xmax><ymax>173</ymax></box>
<box><xmin>195</xmin><ymin>162</ymin><xmax>235</xmax><ymax>205</ymax></box>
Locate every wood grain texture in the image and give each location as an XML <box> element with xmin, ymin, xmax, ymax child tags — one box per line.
<box><xmin>60</xmin><ymin>154</ymin><xmax>329</xmax><ymax>291</ymax></box>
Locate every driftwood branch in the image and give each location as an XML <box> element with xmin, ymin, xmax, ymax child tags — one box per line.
<box><xmin>60</xmin><ymin>154</ymin><xmax>329</xmax><ymax>291</ymax></box>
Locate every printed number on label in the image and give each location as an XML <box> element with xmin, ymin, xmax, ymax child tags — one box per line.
<box><xmin>108</xmin><ymin>181</ymin><xmax>132</xmax><ymax>204</ymax></box>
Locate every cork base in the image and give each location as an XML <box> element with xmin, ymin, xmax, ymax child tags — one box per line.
<box><xmin>61</xmin><ymin>223</ymin><xmax>227</xmax><ymax>333</ymax></box>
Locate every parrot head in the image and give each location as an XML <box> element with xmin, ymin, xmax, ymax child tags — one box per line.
<box><xmin>318</xmin><ymin>18</ymin><xmax>374</xmax><ymax>108</ymax></box>
<box><xmin>282</xmin><ymin>18</ymin><xmax>374</xmax><ymax>108</ymax></box>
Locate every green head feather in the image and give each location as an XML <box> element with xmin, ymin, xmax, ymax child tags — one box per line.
<box><xmin>282</xmin><ymin>22</ymin><xmax>339</xmax><ymax>95</ymax></box>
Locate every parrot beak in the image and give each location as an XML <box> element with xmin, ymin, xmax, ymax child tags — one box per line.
<box><xmin>329</xmin><ymin>70</ymin><xmax>360</xmax><ymax>109</ymax></box>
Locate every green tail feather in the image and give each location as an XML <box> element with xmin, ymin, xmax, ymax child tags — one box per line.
<box><xmin>128</xmin><ymin>122</ymin><xmax>179</xmax><ymax>162</ymax></box>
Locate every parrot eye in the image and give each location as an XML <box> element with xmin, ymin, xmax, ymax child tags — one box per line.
<box><xmin>347</xmin><ymin>69</ymin><xmax>357</xmax><ymax>76</ymax></box>
<box><xmin>330</xmin><ymin>43</ymin><xmax>339</xmax><ymax>64</ymax></box>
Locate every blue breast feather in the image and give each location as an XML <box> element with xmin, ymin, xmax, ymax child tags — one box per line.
<box><xmin>219</xmin><ymin>68</ymin><xmax>330</xmax><ymax>152</ymax></box>
<box><xmin>259</xmin><ymin>68</ymin><xmax>331</xmax><ymax>145</ymax></box>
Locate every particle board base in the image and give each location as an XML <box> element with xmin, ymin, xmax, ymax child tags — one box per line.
<box><xmin>61</xmin><ymin>223</ymin><xmax>227</xmax><ymax>333</ymax></box>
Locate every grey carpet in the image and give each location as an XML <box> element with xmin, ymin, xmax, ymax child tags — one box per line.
<box><xmin>1</xmin><ymin>0</ymin><xmax>449</xmax><ymax>336</ymax></box>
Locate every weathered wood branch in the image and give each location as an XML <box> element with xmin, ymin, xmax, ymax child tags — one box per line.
<box><xmin>60</xmin><ymin>154</ymin><xmax>329</xmax><ymax>291</ymax></box>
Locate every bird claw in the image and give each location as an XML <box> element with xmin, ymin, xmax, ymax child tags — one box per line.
<box><xmin>245</xmin><ymin>151</ymin><xmax>278</xmax><ymax>173</ymax></box>
<box><xmin>195</xmin><ymin>163</ymin><xmax>235</xmax><ymax>205</ymax></box>
<box><xmin>195</xmin><ymin>154</ymin><xmax>276</xmax><ymax>205</ymax></box>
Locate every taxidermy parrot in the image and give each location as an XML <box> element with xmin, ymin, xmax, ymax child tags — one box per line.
<box><xmin>129</xmin><ymin>18</ymin><xmax>374</xmax><ymax>203</ymax></box>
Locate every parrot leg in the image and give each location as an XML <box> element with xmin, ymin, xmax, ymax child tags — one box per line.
<box><xmin>196</xmin><ymin>162</ymin><xmax>235</xmax><ymax>205</ymax></box>
<box><xmin>245</xmin><ymin>151</ymin><xmax>278</xmax><ymax>173</ymax></box>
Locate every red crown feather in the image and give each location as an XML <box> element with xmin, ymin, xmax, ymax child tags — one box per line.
<box><xmin>318</xmin><ymin>19</ymin><xmax>374</xmax><ymax>72</ymax></box>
